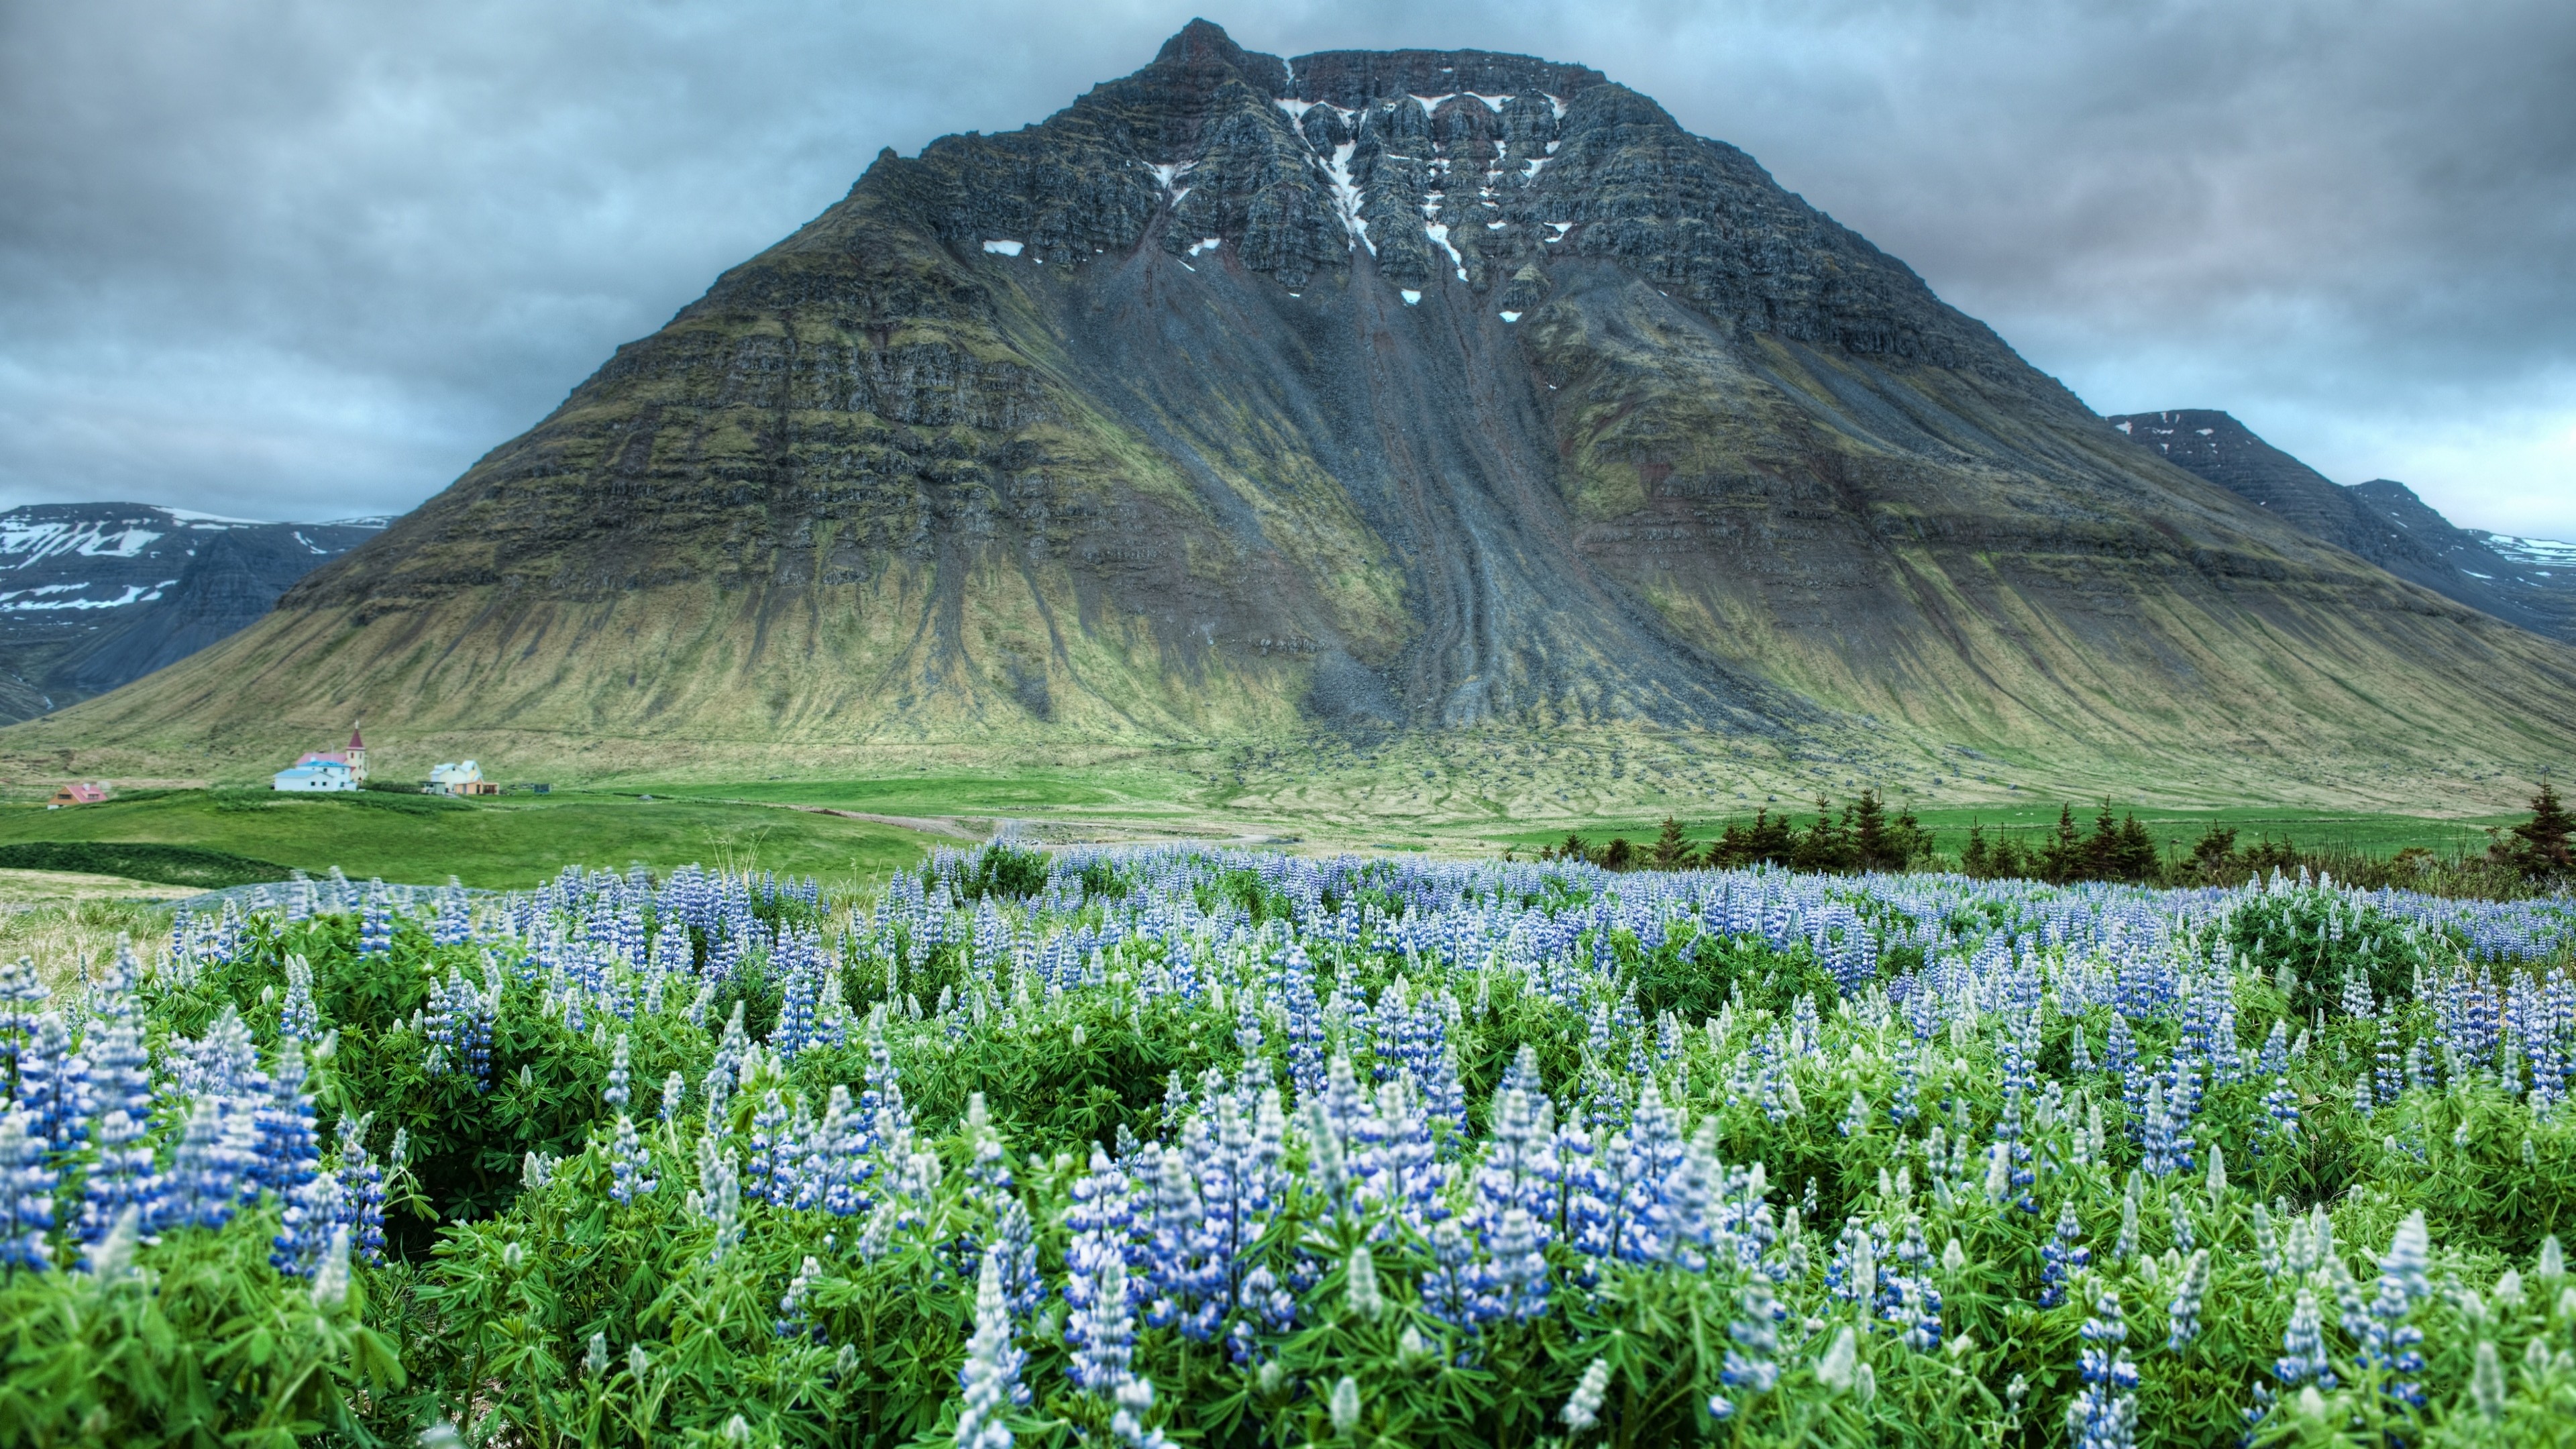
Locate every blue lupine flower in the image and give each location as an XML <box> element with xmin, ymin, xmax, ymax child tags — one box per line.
<box><xmin>17</xmin><ymin>1012</ymin><xmax>87</xmax><ymax>1155</ymax></box>
<box><xmin>2274</xmin><ymin>1285</ymin><xmax>2336</xmax><ymax>1389</ymax></box>
<box><xmin>335</xmin><ymin>1117</ymin><xmax>387</xmax><ymax>1265</ymax></box>
<box><xmin>154</xmin><ymin>1097</ymin><xmax>250</xmax><ymax>1232</ymax></box>
<box><xmin>1064</xmin><ymin>1146</ymin><xmax>1136</xmax><ymax>1387</ymax></box>
<box><xmin>2068</xmin><ymin>1289</ymin><xmax>2139</xmax><ymax>1449</ymax></box>
<box><xmin>0</xmin><ymin>1106</ymin><xmax>57</xmax><ymax>1269</ymax></box>
<box><xmin>604</xmin><ymin>1032</ymin><xmax>631</xmax><ymax>1110</ymax></box>
<box><xmin>77</xmin><ymin>1009</ymin><xmax>158</xmax><ymax>1251</ymax></box>
<box><xmin>2039</xmin><ymin>1200</ymin><xmax>2089</xmax><ymax>1308</ymax></box>
<box><xmin>777</xmin><ymin>1254</ymin><xmax>823</xmax><ymax>1340</ymax></box>
<box><xmin>274</xmin><ymin>1169</ymin><xmax>345</xmax><ymax>1279</ymax></box>
<box><xmin>253</xmin><ymin>1040</ymin><xmax>319</xmax><ymax>1197</ymax></box>
<box><xmin>1722</xmin><ymin>1276</ymin><xmax>1783</xmax><ymax>1397</ymax></box>
<box><xmin>2361</xmin><ymin>1211</ymin><xmax>2430</xmax><ymax>1407</ymax></box>
<box><xmin>278</xmin><ymin>957</ymin><xmax>320</xmax><ymax>1042</ymax></box>
<box><xmin>608</xmin><ymin>1114</ymin><xmax>657</xmax><ymax>1204</ymax></box>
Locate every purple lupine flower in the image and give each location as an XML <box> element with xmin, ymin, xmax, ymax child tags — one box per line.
<box><xmin>957</xmin><ymin>1246</ymin><xmax>1028</xmax><ymax>1449</ymax></box>
<box><xmin>745</xmin><ymin>1089</ymin><xmax>801</xmax><ymax>1205</ymax></box>
<box><xmin>1355</xmin><ymin>1076</ymin><xmax>1448</xmax><ymax>1236</ymax></box>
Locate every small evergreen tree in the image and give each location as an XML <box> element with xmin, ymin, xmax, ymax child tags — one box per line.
<box><xmin>1990</xmin><ymin>833</ymin><xmax>2031</xmax><ymax>880</ymax></box>
<box><xmin>2039</xmin><ymin>804</ymin><xmax>2084</xmax><ymax>883</ymax></box>
<box><xmin>2510</xmin><ymin>781</ymin><xmax>2574</xmax><ymax>875</ymax></box>
<box><xmin>1791</xmin><ymin>795</ymin><xmax>1857</xmax><ymax>873</ymax></box>
<box><xmin>2190</xmin><ymin>824</ymin><xmax>2239</xmax><ymax>875</ymax></box>
<box><xmin>2082</xmin><ymin>802</ymin><xmax>2122</xmax><ymax>881</ymax></box>
<box><xmin>1599</xmin><ymin>837</ymin><xmax>1633</xmax><ymax>871</ymax></box>
<box><xmin>2108</xmin><ymin>813</ymin><xmax>2157</xmax><ymax>882</ymax></box>
<box><xmin>1851</xmin><ymin>790</ymin><xmax>1890</xmax><ymax>871</ymax></box>
<box><xmin>1650</xmin><ymin>816</ymin><xmax>1690</xmax><ymax>871</ymax></box>
<box><xmin>1962</xmin><ymin>823</ymin><xmax>1992</xmax><ymax>877</ymax></box>
<box><xmin>1746</xmin><ymin>808</ymin><xmax>1795</xmax><ymax>866</ymax></box>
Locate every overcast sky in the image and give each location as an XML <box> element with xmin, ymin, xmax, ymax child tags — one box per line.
<box><xmin>4</xmin><ymin>0</ymin><xmax>2571</xmax><ymax>538</ymax></box>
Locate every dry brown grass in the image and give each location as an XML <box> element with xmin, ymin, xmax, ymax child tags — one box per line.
<box><xmin>0</xmin><ymin>894</ymin><xmax>176</xmax><ymax>991</ymax></box>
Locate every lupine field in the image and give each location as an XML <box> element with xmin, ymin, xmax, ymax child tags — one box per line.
<box><xmin>4</xmin><ymin>849</ymin><xmax>2576</xmax><ymax>1447</ymax></box>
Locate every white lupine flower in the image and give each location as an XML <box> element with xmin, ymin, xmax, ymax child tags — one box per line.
<box><xmin>309</xmin><ymin>1226</ymin><xmax>352</xmax><ymax>1309</ymax></box>
<box><xmin>1816</xmin><ymin>1326</ymin><xmax>1859</xmax><ymax>1391</ymax></box>
<box><xmin>2471</xmin><ymin>1341</ymin><xmax>2506</xmax><ymax>1419</ymax></box>
<box><xmin>956</xmin><ymin>1248</ymin><xmax>1026</xmax><ymax>1449</ymax></box>
<box><xmin>1328</xmin><ymin>1375</ymin><xmax>1360</xmax><ymax>1436</ymax></box>
<box><xmin>1346</xmin><ymin>1246</ymin><xmax>1383</xmax><ymax>1321</ymax></box>
<box><xmin>1562</xmin><ymin>1357</ymin><xmax>1610</xmax><ymax>1430</ymax></box>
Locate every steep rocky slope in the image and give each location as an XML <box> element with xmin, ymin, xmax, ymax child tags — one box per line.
<box><xmin>0</xmin><ymin>504</ymin><xmax>383</xmax><ymax>722</ymax></box>
<box><xmin>2107</xmin><ymin>410</ymin><xmax>2576</xmax><ymax>643</ymax></box>
<box><xmin>12</xmin><ymin>22</ymin><xmax>2575</xmax><ymax>806</ymax></box>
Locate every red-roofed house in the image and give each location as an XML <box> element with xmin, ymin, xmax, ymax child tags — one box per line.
<box><xmin>47</xmin><ymin>781</ymin><xmax>107</xmax><ymax>808</ymax></box>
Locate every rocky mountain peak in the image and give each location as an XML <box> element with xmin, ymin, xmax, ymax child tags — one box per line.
<box><xmin>25</xmin><ymin>30</ymin><xmax>2576</xmax><ymax>796</ymax></box>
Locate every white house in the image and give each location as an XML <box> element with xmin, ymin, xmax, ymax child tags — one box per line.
<box><xmin>273</xmin><ymin>760</ymin><xmax>358</xmax><ymax>792</ymax></box>
<box><xmin>427</xmin><ymin>760</ymin><xmax>490</xmax><ymax>796</ymax></box>
<box><xmin>274</xmin><ymin>724</ymin><xmax>368</xmax><ymax>791</ymax></box>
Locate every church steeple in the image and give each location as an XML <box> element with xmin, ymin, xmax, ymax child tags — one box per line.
<box><xmin>347</xmin><ymin>722</ymin><xmax>367</xmax><ymax>781</ymax></box>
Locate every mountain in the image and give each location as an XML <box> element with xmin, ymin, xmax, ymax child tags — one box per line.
<box><xmin>9</xmin><ymin>21</ymin><xmax>2575</xmax><ymax>808</ymax></box>
<box><xmin>2106</xmin><ymin>410</ymin><xmax>2576</xmax><ymax>643</ymax></box>
<box><xmin>0</xmin><ymin>504</ymin><xmax>385</xmax><ymax>723</ymax></box>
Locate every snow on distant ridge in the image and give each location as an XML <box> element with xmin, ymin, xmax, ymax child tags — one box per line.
<box><xmin>2481</xmin><ymin>533</ymin><xmax>2576</xmax><ymax>566</ymax></box>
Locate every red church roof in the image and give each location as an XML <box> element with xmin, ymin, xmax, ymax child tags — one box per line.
<box><xmin>350</xmin><ymin>724</ymin><xmax>365</xmax><ymax>749</ymax></box>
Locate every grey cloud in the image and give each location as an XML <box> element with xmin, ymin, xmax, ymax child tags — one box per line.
<box><xmin>4</xmin><ymin>0</ymin><xmax>2571</xmax><ymax>535</ymax></box>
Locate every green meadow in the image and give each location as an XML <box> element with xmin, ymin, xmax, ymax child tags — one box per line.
<box><xmin>0</xmin><ymin>788</ymin><xmax>946</xmax><ymax>890</ymax></box>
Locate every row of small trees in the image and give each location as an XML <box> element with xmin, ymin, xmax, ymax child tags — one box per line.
<box><xmin>1525</xmin><ymin>780</ymin><xmax>2576</xmax><ymax>888</ymax></box>
<box><xmin>1536</xmin><ymin>790</ymin><xmax>1934</xmax><ymax>875</ymax></box>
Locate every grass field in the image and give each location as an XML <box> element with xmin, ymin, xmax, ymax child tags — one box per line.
<box><xmin>1</xmin><ymin>771</ymin><xmax>2534</xmax><ymax>893</ymax></box>
<box><xmin>0</xmin><ymin>788</ymin><xmax>949</xmax><ymax>890</ymax></box>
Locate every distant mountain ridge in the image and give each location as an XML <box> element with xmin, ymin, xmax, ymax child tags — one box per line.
<box><xmin>2106</xmin><ymin>410</ymin><xmax>2576</xmax><ymax>643</ymax></box>
<box><xmin>8</xmin><ymin>21</ymin><xmax>2575</xmax><ymax>809</ymax></box>
<box><xmin>0</xmin><ymin>504</ymin><xmax>385</xmax><ymax>721</ymax></box>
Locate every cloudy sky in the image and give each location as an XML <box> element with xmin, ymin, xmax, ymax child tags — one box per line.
<box><xmin>4</xmin><ymin>0</ymin><xmax>2571</xmax><ymax>537</ymax></box>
